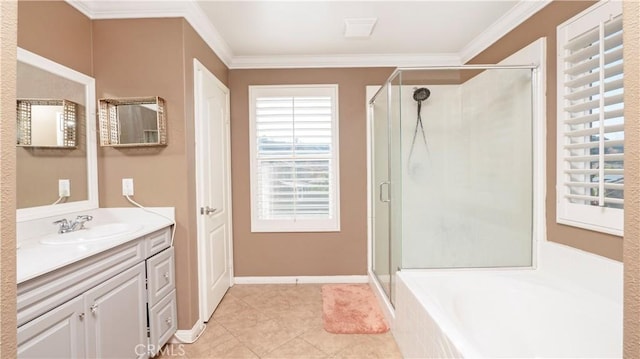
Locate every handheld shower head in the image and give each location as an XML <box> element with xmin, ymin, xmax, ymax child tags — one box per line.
<box><xmin>408</xmin><ymin>87</ymin><xmax>431</xmax><ymax>166</ymax></box>
<box><xmin>413</xmin><ymin>87</ymin><xmax>431</xmax><ymax>102</ymax></box>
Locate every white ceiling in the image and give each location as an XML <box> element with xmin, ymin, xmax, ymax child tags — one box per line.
<box><xmin>68</xmin><ymin>0</ymin><xmax>551</xmax><ymax>68</ymax></box>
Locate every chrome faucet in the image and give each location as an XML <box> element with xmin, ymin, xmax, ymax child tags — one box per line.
<box><xmin>53</xmin><ymin>215</ymin><xmax>93</xmax><ymax>234</ymax></box>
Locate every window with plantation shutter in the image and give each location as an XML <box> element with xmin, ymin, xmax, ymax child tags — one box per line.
<box><xmin>249</xmin><ymin>85</ymin><xmax>340</xmax><ymax>232</ymax></box>
<box><xmin>556</xmin><ymin>0</ymin><xmax>623</xmax><ymax>235</ymax></box>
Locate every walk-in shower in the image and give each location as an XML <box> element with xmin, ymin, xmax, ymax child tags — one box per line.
<box><xmin>368</xmin><ymin>65</ymin><xmax>536</xmax><ymax>305</ymax></box>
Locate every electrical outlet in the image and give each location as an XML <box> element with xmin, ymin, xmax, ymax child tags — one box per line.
<box><xmin>58</xmin><ymin>179</ymin><xmax>70</xmax><ymax>197</ymax></box>
<box><xmin>122</xmin><ymin>178</ymin><xmax>134</xmax><ymax>196</ymax></box>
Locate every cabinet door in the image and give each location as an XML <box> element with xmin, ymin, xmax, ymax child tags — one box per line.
<box><xmin>17</xmin><ymin>295</ymin><xmax>85</xmax><ymax>358</ymax></box>
<box><xmin>85</xmin><ymin>262</ymin><xmax>147</xmax><ymax>359</ymax></box>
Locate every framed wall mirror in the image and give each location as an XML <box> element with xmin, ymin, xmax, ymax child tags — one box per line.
<box><xmin>99</xmin><ymin>97</ymin><xmax>167</xmax><ymax>147</ymax></box>
<box><xmin>17</xmin><ymin>48</ymin><xmax>98</xmax><ymax>222</ymax></box>
<box><xmin>17</xmin><ymin>98</ymin><xmax>78</xmax><ymax>148</ymax></box>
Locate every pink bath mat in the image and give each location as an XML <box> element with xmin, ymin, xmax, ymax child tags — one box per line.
<box><xmin>321</xmin><ymin>284</ymin><xmax>389</xmax><ymax>334</ymax></box>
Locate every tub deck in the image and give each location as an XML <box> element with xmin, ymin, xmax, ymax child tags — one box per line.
<box><xmin>389</xmin><ymin>242</ymin><xmax>623</xmax><ymax>358</ymax></box>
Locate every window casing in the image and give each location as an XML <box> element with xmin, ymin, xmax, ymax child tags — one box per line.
<box><xmin>249</xmin><ymin>85</ymin><xmax>340</xmax><ymax>232</ymax></box>
<box><xmin>556</xmin><ymin>0</ymin><xmax>624</xmax><ymax>235</ymax></box>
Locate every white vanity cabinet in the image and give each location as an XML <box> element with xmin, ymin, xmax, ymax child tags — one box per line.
<box><xmin>17</xmin><ymin>226</ymin><xmax>176</xmax><ymax>359</ymax></box>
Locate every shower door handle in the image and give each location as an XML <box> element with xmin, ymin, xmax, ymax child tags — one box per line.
<box><xmin>379</xmin><ymin>181</ymin><xmax>391</xmax><ymax>203</ymax></box>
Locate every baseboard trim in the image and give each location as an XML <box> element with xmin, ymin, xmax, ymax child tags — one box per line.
<box><xmin>233</xmin><ymin>275</ymin><xmax>368</xmax><ymax>284</ymax></box>
<box><xmin>170</xmin><ymin>320</ymin><xmax>206</xmax><ymax>344</ymax></box>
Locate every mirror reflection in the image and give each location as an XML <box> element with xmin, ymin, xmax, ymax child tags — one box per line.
<box><xmin>117</xmin><ymin>103</ymin><xmax>160</xmax><ymax>144</ymax></box>
<box><xmin>99</xmin><ymin>97</ymin><xmax>167</xmax><ymax>146</ymax></box>
<box><xmin>17</xmin><ymin>61</ymin><xmax>88</xmax><ymax>209</ymax></box>
<box><xmin>17</xmin><ymin>99</ymin><xmax>78</xmax><ymax>148</ymax></box>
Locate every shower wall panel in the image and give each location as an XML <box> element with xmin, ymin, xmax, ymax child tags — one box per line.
<box><xmin>401</xmin><ymin>69</ymin><xmax>532</xmax><ymax>268</ymax></box>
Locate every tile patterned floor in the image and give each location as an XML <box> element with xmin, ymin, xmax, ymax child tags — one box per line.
<box><xmin>155</xmin><ymin>284</ymin><xmax>403</xmax><ymax>359</ymax></box>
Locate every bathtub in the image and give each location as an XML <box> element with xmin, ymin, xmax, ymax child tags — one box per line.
<box><xmin>390</xmin><ymin>242</ymin><xmax>623</xmax><ymax>358</ymax></box>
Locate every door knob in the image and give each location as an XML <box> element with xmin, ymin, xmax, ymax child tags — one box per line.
<box><xmin>200</xmin><ymin>206</ymin><xmax>217</xmax><ymax>215</ymax></box>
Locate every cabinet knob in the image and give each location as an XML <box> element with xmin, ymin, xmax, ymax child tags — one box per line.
<box><xmin>164</xmin><ymin>272</ymin><xmax>170</xmax><ymax>280</ymax></box>
<box><xmin>90</xmin><ymin>304</ymin><xmax>98</xmax><ymax>314</ymax></box>
<box><xmin>166</xmin><ymin>318</ymin><xmax>172</xmax><ymax>326</ymax></box>
<box><xmin>79</xmin><ymin>313</ymin><xmax>85</xmax><ymax>320</ymax></box>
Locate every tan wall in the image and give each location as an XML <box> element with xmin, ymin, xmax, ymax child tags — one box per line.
<box><xmin>466</xmin><ymin>0</ymin><xmax>623</xmax><ymax>261</ymax></box>
<box><xmin>17</xmin><ymin>0</ymin><xmax>92</xmax><ymax>76</ymax></box>
<box><xmin>624</xmin><ymin>1</ymin><xmax>640</xmax><ymax>356</ymax></box>
<box><xmin>93</xmin><ymin>18</ymin><xmax>189</xmax><ymax>329</ymax></box>
<box><xmin>229</xmin><ymin>68</ymin><xmax>393</xmax><ymax>276</ymax></box>
<box><xmin>0</xmin><ymin>1</ymin><xmax>18</xmax><ymax>356</ymax></box>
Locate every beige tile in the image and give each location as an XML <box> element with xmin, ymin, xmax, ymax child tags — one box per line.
<box><xmin>196</xmin><ymin>343</ymin><xmax>259</xmax><ymax>359</ymax></box>
<box><xmin>300</xmin><ymin>324</ymin><xmax>366</xmax><ymax>356</ymax></box>
<box><xmin>331</xmin><ymin>334</ymin><xmax>403</xmax><ymax>359</ymax></box>
<box><xmin>167</xmin><ymin>285</ymin><xmax>403</xmax><ymax>359</ymax></box>
<box><xmin>231</xmin><ymin>317</ymin><xmax>303</xmax><ymax>356</ymax></box>
<box><xmin>263</xmin><ymin>337</ymin><xmax>328</xmax><ymax>359</ymax></box>
<box><xmin>227</xmin><ymin>284</ymin><xmax>271</xmax><ymax>300</ymax></box>
<box><xmin>277</xmin><ymin>310</ymin><xmax>324</xmax><ymax>337</ymax></box>
<box><xmin>179</xmin><ymin>323</ymin><xmax>242</xmax><ymax>358</ymax></box>
<box><xmin>214</xmin><ymin>305</ymin><xmax>272</xmax><ymax>334</ymax></box>
<box><xmin>152</xmin><ymin>343</ymin><xmax>188</xmax><ymax>358</ymax></box>
<box><xmin>259</xmin><ymin>297</ymin><xmax>323</xmax><ymax>322</ymax></box>
<box><xmin>211</xmin><ymin>294</ymin><xmax>254</xmax><ymax>320</ymax></box>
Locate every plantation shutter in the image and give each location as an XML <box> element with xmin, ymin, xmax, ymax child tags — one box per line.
<box><xmin>557</xmin><ymin>1</ymin><xmax>623</xmax><ymax>235</ymax></box>
<box><xmin>249</xmin><ymin>85</ymin><xmax>340</xmax><ymax>232</ymax></box>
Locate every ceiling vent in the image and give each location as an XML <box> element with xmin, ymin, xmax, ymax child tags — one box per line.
<box><xmin>344</xmin><ymin>18</ymin><xmax>378</xmax><ymax>39</ymax></box>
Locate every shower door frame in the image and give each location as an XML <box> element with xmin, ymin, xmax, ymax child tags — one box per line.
<box><xmin>367</xmin><ymin>50</ymin><xmax>547</xmax><ymax>313</ymax></box>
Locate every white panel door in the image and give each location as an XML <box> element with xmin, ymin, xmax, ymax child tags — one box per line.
<box><xmin>17</xmin><ymin>295</ymin><xmax>85</xmax><ymax>358</ymax></box>
<box><xmin>194</xmin><ymin>59</ymin><xmax>232</xmax><ymax>322</ymax></box>
<box><xmin>84</xmin><ymin>262</ymin><xmax>147</xmax><ymax>359</ymax></box>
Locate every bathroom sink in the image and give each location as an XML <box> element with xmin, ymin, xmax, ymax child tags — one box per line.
<box><xmin>40</xmin><ymin>223</ymin><xmax>143</xmax><ymax>245</ymax></box>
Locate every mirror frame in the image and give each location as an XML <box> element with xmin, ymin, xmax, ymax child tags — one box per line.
<box><xmin>98</xmin><ymin>96</ymin><xmax>167</xmax><ymax>147</ymax></box>
<box><xmin>17</xmin><ymin>48</ymin><xmax>99</xmax><ymax>222</ymax></box>
<box><xmin>17</xmin><ymin>98</ymin><xmax>79</xmax><ymax>148</ymax></box>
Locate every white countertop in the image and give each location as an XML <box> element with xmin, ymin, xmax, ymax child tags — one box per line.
<box><xmin>17</xmin><ymin>207</ymin><xmax>174</xmax><ymax>284</ymax></box>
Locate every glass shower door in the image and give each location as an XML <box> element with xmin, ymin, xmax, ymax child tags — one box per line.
<box><xmin>371</xmin><ymin>86</ymin><xmax>391</xmax><ymax>301</ymax></box>
<box><xmin>370</xmin><ymin>75</ymin><xmax>403</xmax><ymax>306</ymax></box>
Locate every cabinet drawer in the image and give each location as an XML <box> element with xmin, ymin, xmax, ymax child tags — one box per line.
<box><xmin>146</xmin><ymin>247</ymin><xmax>175</xmax><ymax>307</ymax></box>
<box><xmin>149</xmin><ymin>290</ymin><xmax>177</xmax><ymax>356</ymax></box>
<box><xmin>145</xmin><ymin>227</ymin><xmax>171</xmax><ymax>257</ymax></box>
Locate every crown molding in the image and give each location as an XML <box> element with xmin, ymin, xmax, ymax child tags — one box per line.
<box><xmin>182</xmin><ymin>1</ymin><xmax>233</xmax><ymax>65</ymax></box>
<box><xmin>66</xmin><ymin>0</ymin><xmax>548</xmax><ymax>70</ymax></box>
<box><xmin>65</xmin><ymin>0</ymin><xmax>233</xmax><ymax>66</ymax></box>
<box><xmin>65</xmin><ymin>0</ymin><xmax>92</xmax><ymax>18</ymax></box>
<box><xmin>459</xmin><ymin>0</ymin><xmax>552</xmax><ymax>64</ymax></box>
<box><xmin>229</xmin><ymin>53</ymin><xmax>461</xmax><ymax>69</ymax></box>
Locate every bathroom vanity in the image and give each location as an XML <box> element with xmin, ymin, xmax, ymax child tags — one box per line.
<box><xmin>16</xmin><ymin>208</ymin><xmax>176</xmax><ymax>358</ymax></box>
<box><xmin>15</xmin><ymin>49</ymin><xmax>178</xmax><ymax>358</ymax></box>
